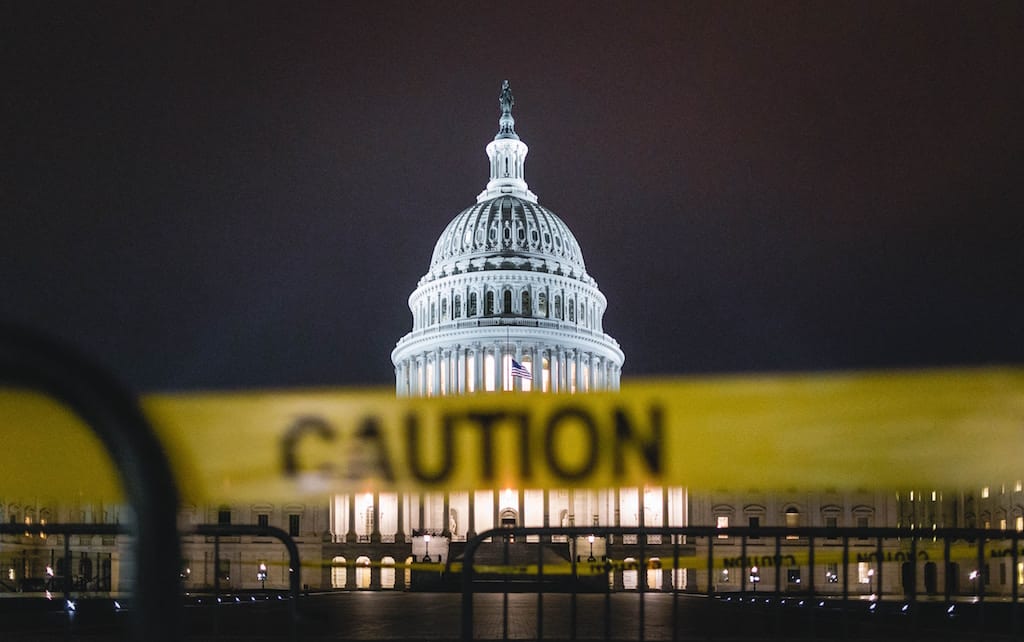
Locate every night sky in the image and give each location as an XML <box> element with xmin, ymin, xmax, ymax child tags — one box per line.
<box><xmin>3</xmin><ymin>3</ymin><xmax>1022</xmax><ymax>392</ymax></box>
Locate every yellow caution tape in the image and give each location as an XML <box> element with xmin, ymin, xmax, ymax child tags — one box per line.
<box><xmin>2</xmin><ymin>367</ymin><xmax>1022</xmax><ymax>502</ymax></box>
<box><xmin>0</xmin><ymin>389</ymin><xmax>124</xmax><ymax>501</ymax></box>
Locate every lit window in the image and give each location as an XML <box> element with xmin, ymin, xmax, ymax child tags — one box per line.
<box><xmin>1017</xmin><ymin>481</ymin><xmax>1023</xmax><ymax>493</ymax></box>
<box><xmin>1017</xmin><ymin>516</ymin><xmax>1023</xmax><ymax>532</ymax></box>
<box><xmin>785</xmin><ymin>508</ymin><xmax>799</xmax><ymax>539</ymax></box>
<box><xmin>716</xmin><ymin>515</ymin><xmax>729</xmax><ymax>538</ymax></box>
<box><xmin>982</xmin><ymin>487</ymin><xmax>990</xmax><ymax>498</ymax></box>
<box><xmin>858</xmin><ymin>562</ymin><xmax>872</xmax><ymax>584</ymax></box>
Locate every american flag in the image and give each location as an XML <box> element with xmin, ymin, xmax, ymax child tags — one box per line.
<box><xmin>509</xmin><ymin>358</ymin><xmax>532</xmax><ymax>380</ymax></box>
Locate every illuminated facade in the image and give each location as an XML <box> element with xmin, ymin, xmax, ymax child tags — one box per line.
<box><xmin>323</xmin><ymin>81</ymin><xmax>687</xmax><ymax>590</ymax></box>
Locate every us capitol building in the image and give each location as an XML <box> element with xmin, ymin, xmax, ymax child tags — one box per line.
<box><xmin>314</xmin><ymin>82</ymin><xmax>901</xmax><ymax>593</ymax></box>
<box><xmin>6</xmin><ymin>83</ymin><xmax>1013</xmax><ymax>600</ymax></box>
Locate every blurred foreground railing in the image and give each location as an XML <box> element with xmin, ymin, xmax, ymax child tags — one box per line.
<box><xmin>460</xmin><ymin>525</ymin><xmax>1024</xmax><ymax>641</ymax></box>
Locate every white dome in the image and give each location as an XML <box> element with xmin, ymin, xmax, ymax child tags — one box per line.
<box><xmin>393</xmin><ymin>81</ymin><xmax>623</xmax><ymax>397</ymax></box>
<box><xmin>424</xmin><ymin>195</ymin><xmax>591</xmax><ymax>285</ymax></box>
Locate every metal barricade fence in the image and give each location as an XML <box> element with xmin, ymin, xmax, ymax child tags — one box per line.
<box><xmin>459</xmin><ymin>525</ymin><xmax>1024</xmax><ymax>641</ymax></box>
<box><xmin>5</xmin><ymin>327</ymin><xmax>1024</xmax><ymax>641</ymax></box>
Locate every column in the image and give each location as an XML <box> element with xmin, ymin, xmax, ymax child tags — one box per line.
<box><xmin>492</xmin><ymin>489</ymin><xmax>500</xmax><ymax>529</ymax></box>
<box><xmin>415</xmin><ymin>355</ymin><xmax>425</xmax><ymax>396</ymax></box>
<box><xmin>542</xmin><ymin>489</ymin><xmax>551</xmax><ymax>542</ymax></box>
<box><xmin>517</xmin><ymin>488</ymin><xmax>525</xmax><ymax>527</ymax></box>
<box><xmin>496</xmin><ymin>341</ymin><xmax>505</xmax><ymax>391</ymax></box>
<box><xmin>474</xmin><ymin>344</ymin><xmax>483</xmax><ymax>392</ymax></box>
<box><xmin>433</xmin><ymin>348</ymin><xmax>441</xmax><ymax>397</ymax></box>
<box><xmin>396</xmin><ymin>493</ymin><xmax>406</xmax><ymax>543</ymax></box>
<box><xmin>371</xmin><ymin>491</ymin><xmax>381</xmax><ymax>543</ymax></box>
<box><xmin>575</xmin><ymin>350</ymin><xmax>583</xmax><ymax>393</ymax></box>
<box><xmin>550</xmin><ymin>348</ymin><xmax>559</xmax><ymax>393</ymax></box>
<box><xmin>467</xmin><ymin>491</ymin><xmax>476</xmax><ymax>538</ymax></box>
<box><xmin>442</xmin><ymin>492</ymin><xmax>451</xmax><ymax>537</ymax></box>
<box><xmin>530</xmin><ymin>346</ymin><xmax>540</xmax><ymax>393</ymax></box>
<box><xmin>417</xmin><ymin>493</ymin><xmax>425</xmax><ymax>531</ymax></box>
<box><xmin>456</xmin><ymin>346</ymin><xmax>465</xmax><ymax>394</ymax></box>
<box><xmin>346</xmin><ymin>494</ymin><xmax>357</xmax><ymax>543</ymax></box>
<box><xmin>589</xmin><ymin>353</ymin><xmax>597</xmax><ymax>391</ymax></box>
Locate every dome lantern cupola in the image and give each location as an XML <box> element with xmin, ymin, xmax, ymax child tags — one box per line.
<box><xmin>478</xmin><ymin>80</ymin><xmax>538</xmax><ymax>204</ymax></box>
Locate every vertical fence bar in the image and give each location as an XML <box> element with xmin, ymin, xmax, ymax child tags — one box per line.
<box><xmin>774</xmin><ymin>535</ymin><xmax>782</xmax><ymax>602</ymax></box>
<box><xmin>707</xmin><ymin>534</ymin><xmax>714</xmax><ymax>596</ymax></box>
<box><xmin>213</xmin><ymin>533</ymin><xmax>220</xmax><ymax>638</ymax></box>
<box><xmin>460</xmin><ymin>532</ymin><xmax>476</xmax><ymax>642</ymax></box>
<box><xmin>537</xmin><ymin>535</ymin><xmax>544</xmax><ymax>641</ymax></box>
<box><xmin>62</xmin><ymin>531</ymin><xmax>71</xmax><ymax>603</ymax></box>
<box><xmin>876</xmin><ymin>536</ymin><xmax>884</xmax><ymax>602</ymax></box>
<box><xmin>740</xmin><ymin>535</ymin><xmax>748</xmax><ymax>596</ymax></box>
<box><xmin>570</xmin><ymin>545</ymin><xmax>577</xmax><ymax>642</ymax></box>
<box><xmin>943</xmin><ymin>535</ymin><xmax>952</xmax><ymax>606</ymax></box>
<box><xmin>672</xmin><ymin>536</ymin><xmax>680</xmax><ymax>642</ymax></box>
<box><xmin>639</xmin><ymin>531</ymin><xmax>646</xmax><ymax>642</ymax></box>
<box><xmin>603</xmin><ymin>553</ymin><xmax>612</xmax><ymax>642</ymax></box>
<box><xmin>976</xmin><ymin>536</ymin><xmax>985</xmax><ymax>637</ymax></box>
<box><xmin>503</xmin><ymin>533</ymin><xmax>509</xmax><ymax>641</ymax></box>
<box><xmin>1012</xmin><ymin>530</ymin><xmax>1019</xmax><ymax>639</ymax></box>
<box><xmin>808</xmin><ymin>534</ymin><xmax>816</xmax><ymax>639</ymax></box>
<box><xmin>842</xmin><ymin>535</ymin><xmax>850</xmax><ymax>641</ymax></box>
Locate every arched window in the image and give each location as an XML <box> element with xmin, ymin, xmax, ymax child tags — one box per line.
<box><xmin>440</xmin><ymin>298</ymin><xmax>448</xmax><ymax>320</ymax></box>
<box><xmin>453</xmin><ymin>295</ymin><xmax>462</xmax><ymax>319</ymax></box>
<box><xmin>503</xmin><ymin>290</ymin><xmax>513</xmax><ymax>314</ymax></box>
<box><xmin>538</xmin><ymin>292</ymin><xmax>547</xmax><ymax>316</ymax></box>
<box><xmin>469</xmin><ymin>292</ymin><xmax>478</xmax><ymax>316</ymax></box>
<box><xmin>623</xmin><ymin>558</ymin><xmax>639</xmax><ymax>590</ymax></box>
<box><xmin>381</xmin><ymin>557</ymin><xmax>396</xmax><ymax>590</ymax></box>
<box><xmin>355</xmin><ymin>556</ymin><xmax>371</xmax><ymax>589</ymax></box>
<box><xmin>521</xmin><ymin>290</ymin><xmax>531</xmax><ymax>316</ymax></box>
<box><xmin>580</xmin><ymin>302</ymin><xmax>585</xmax><ymax>326</ymax></box>
<box><xmin>484</xmin><ymin>291</ymin><xmax>495</xmax><ymax>315</ymax></box>
<box><xmin>554</xmin><ymin>295</ymin><xmax>562</xmax><ymax>320</ymax></box>
<box><xmin>430</xmin><ymin>303</ymin><xmax>436</xmax><ymax>325</ymax></box>
<box><xmin>568</xmin><ymin>299</ymin><xmax>576</xmax><ymax>323</ymax></box>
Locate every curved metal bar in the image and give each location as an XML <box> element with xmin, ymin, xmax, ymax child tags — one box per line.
<box><xmin>192</xmin><ymin>524</ymin><xmax>302</xmax><ymax>641</ymax></box>
<box><xmin>0</xmin><ymin>325</ymin><xmax>182</xmax><ymax>641</ymax></box>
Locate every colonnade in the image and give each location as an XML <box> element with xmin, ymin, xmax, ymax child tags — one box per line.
<box><xmin>395</xmin><ymin>342</ymin><xmax>621</xmax><ymax>397</ymax></box>
<box><xmin>331</xmin><ymin>487</ymin><xmax>687</xmax><ymax>543</ymax></box>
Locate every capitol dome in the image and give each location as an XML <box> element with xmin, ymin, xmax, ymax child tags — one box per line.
<box><xmin>425</xmin><ymin>195</ymin><xmax>591</xmax><ymax>285</ymax></box>
<box><xmin>393</xmin><ymin>81</ymin><xmax>623</xmax><ymax>396</ymax></box>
